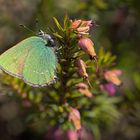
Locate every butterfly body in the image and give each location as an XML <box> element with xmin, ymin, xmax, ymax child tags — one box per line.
<box><xmin>0</xmin><ymin>35</ymin><xmax>57</xmax><ymax>87</ymax></box>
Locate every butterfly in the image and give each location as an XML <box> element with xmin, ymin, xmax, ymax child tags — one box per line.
<box><xmin>0</xmin><ymin>30</ymin><xmax>57</xmax><ymax>87</ymax></box>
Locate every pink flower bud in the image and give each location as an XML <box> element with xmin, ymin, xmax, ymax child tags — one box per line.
<box><xmin>78</xmin><ymin>37</ymin><xmax>97</xmax><ymax>60</ymax></box>
<box><xmin>67</xmin><ymin>130</ymin><xmax>78</xmax><ymax>140</ymax></box>
<box><xmin>71</xmin><ymin>20</ymin><xmax>94</xmax><ymax>28</ymax></box>
<box><xmin>111</xmin><ymin>69</ymin><xmax>122</xmax><ymax>76</ymax></box>
<box><xmin>75</xmin><ymin>59</ymin><xmax>88</xmax><ymax>78</ymax></box>
<box><xmin>71</xmin><ymin>20</ymin><xmax>82</xmax><ymax>29</ymax></box>
<box><xmin>76</xmin><ymin>26</ymin><xmax>90</xmax><ymax>35</ymax></box>
<box><xmin>75</xmin><ymin>82</ymin><xmax>88</xmax><ymax>89</ymax></box>
<box><xmin>82</xmin><ymin>20</ymin><xmax>93</xmax><ymax>27</ymax></box>
<box><xmin>75</xmin><ymin>83</ymin><xmax>93</xmax><ymax>98</ymax></box>
<box><xmin>71</xmin><ymin>20</ymin><xmax>94</xmax><ymax>34</ymax></box>
<box><xmin>104</xmin><ymin>69</ymin><xmax>122</xmax><ymax>86</ymax></box>
<box><xmin>100</xmin><ymin>83</ymin><xmax>116</xmax><ymax>96</ymax></box>
<box><xmin>69</xmin><ymin>107</ymin><xmax>81</xmax><ymax>131</ymax></box>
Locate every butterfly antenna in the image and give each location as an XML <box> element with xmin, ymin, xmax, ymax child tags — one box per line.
<box><xmin>35</xmin><ymin>18</ymin><xmax>40</xmax><ymax>32</ymax></box>
<box><xmin>19</xmin><ymin>24</ymin><xmax>35</xmax><ymax>34</ymax></box>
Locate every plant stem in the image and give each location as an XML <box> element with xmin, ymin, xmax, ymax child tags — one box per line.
<box><xmin>59</xmin><ymin>30</ymin><xmax>72</xmax><ymax>105</ymax></box>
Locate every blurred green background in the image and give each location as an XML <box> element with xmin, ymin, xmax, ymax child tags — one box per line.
<box><xmin>0</xmin><ymin>0</ymin><xmax>140</xmax><ymax>140</ymax></box>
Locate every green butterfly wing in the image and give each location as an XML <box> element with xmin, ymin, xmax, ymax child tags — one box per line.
<box><xmin>0</xmin><ymin>37</ymin><xmax>33</xmax><ymax>78</ymax></box>
<box><xmin>0</xmin><ymin>36</ymin><xmax>57</xmax><ymax>87</ymax></box>
<box><xmin>22</xmin><ymin>38</ymin><xmax>57</xmax><ymax>87</ymax></box>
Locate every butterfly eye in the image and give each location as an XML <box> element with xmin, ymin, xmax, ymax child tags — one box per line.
<box><xmin>48</xmin><ymin>39</ymin><xmax>55</xmax><ymax>47</ymax></box>
<box><xmin>44</xmin><ymin>34</ymin><xmax>56</xmax><ymax>47</ymax></box>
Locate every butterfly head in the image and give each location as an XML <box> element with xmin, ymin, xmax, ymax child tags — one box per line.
<box><xmin>38</xmin><ymin>30</ymin><xmax>55</xmax><ymax>47</ymax></box>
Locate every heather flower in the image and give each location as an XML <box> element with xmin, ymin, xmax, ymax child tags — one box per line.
<box><xmin>75</xmin><ymin>59</ymin><xmax>88</xmax><ymax>78</ymax></box>
<box><xmin>76</xmin><ymin>26</ymin><xmax>90</xmax><ymax>35</ymax></box>
<box><xmin>69</xmin><ymin>107</ymin><xmax>81</xmax><ymax>131</ymax></box>
<box><xmin>100</xmin><ymin>82</ymin><xmax>116</xmax><ymax>96</ymax></box>
<box><xmin>71</xmin><ymin>20</ymin><xmax>82</xmax><ymax>29</ymax></box>
<box><xmin>71</xmin><ymin>20</ymin><xmax>93</xmax><ymax>28</ymax></box>
<box><xmin>75</xmin><ymin>82</ymin><xmax>88</xmax><ymax>89</ymax></box>
<box><xmin>67</xmin><ymin>130</ymin><xmax>78</xmax><ymax>140</ymax></box>
<box><xmin>75</xmin><ymin>83</ymin><xmax>93</xmax><ymax>98</ymax></box>
<box><xmin>78</xmin><ymin>37</ymin><xmax>97</xmax><ymax>60</ymax></box>
<box><xmin>104</xmin><ymin>69</ymin><xmax>122</xmax><ymax>86</ymax></box>
<box><xmin>71</xmin><ymin>19</ymin><xmax>93</xmax><ymax>34</ymax></box>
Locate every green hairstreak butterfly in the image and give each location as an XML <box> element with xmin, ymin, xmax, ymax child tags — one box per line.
<box><xmin>0</xmin><ymin>30</ymin><xmax>57</xmax><ymax>87</ymax></box>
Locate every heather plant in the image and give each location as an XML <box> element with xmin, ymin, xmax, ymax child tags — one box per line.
<box><xmin>0</xmin><ymin>16</ymin><xmax>122</xmax><ymax>139</ymax></box>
